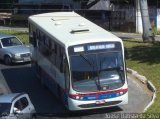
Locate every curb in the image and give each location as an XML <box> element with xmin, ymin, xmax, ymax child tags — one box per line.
<box><xmin>127</xmin><ymin>68</ymin><xmax>156</xmax><ymax>112</ymax></box>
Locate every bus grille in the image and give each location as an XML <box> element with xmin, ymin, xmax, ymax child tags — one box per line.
<box><xmin>21</xmin><ymin>53</ymin><xmax>30</xmax><ymax>57</ymax></box>
<box><xmin>78</xmin><ymin>101</ymin><xmax>122</xmax><ymax>108</ymax></box>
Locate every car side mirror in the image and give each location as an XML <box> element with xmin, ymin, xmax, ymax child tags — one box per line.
<box><xmin>13</xmin><ymin>107</ymin><xmax>21</xmax><ymax>114</ymax></box>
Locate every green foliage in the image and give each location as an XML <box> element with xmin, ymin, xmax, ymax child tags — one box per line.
<box><xmin>124</xmin><ymin>39</ymin><xmax>160</xmax><ymax>112</ymax></box>
<box><xmin>152</xmin><ymin>26</ymin><xmax>160</xmax><ymax>35</ymax></box>
<box><xmin>0</xmin><ymin>30</ymin><xmax>29</xmax><ymax>44</ymax></box>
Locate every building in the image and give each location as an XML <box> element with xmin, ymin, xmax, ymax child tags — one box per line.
<box><xmin>13</xmin><ymin>0</ymin><xmax>80</xmax><ymax>15</ymax></box>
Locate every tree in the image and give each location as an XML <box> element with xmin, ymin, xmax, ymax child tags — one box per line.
<box><xmin>139</xmin><ymin>0</ymin><xmax>155</xmax><ymax>42</ymax></box>
<box><xmin>77</xmin><ymin>0</ymin><xmax>155</xmax><ymax>42</ymax></box>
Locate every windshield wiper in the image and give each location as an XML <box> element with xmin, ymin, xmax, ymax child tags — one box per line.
<box><xmin>79</xmin><ymin>53</ymin><xmax>101</xmax><ymax>90</ymax></box>
<box><xmin>79</xmin><ymin>53</ymin><xmax>92</xmax><ymax>66</ymax></box>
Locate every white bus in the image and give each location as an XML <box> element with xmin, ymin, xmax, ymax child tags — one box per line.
<box><xmin>28</xmin><ymin>12</ymin><xmax>128</xmax><ymax>111</ymax></box>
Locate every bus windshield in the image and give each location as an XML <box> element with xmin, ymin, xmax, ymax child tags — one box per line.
<box><xmin>70</xmin><ymin>52</ymin><xmax>125</xmax><ymax>92</ymax></box>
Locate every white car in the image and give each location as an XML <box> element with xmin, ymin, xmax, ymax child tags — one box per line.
<box><xmin>0</xmin><ymin>34</ymin><xmax>31</xmax><ymax>65</ymax></box>
<box><xmin>0</xmin><ymin>93</ymin><xmax>36</xmax><ymax>119</ymax></box>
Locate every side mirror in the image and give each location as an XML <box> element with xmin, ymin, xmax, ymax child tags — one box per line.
<box><xmin>13</xmin><ymin>107</ymin><xmax>21</xmax><ymax>114</ymax></box>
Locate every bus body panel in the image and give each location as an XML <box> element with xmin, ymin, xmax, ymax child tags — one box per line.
<box><xmin>36</xmin><ymin>51</ymin><xmax>65</xmax><ymax>88</ymax></box>
<box><xmin>28</xmin><ymin>12</ymin><xmax>128</xmax><ymax>111</ymax></box>
<box><xmin>28</xmin><ymin>12</ymin><xmax>123</xmax><ymax>48</ymax></box>
<box><xmin>68</xmin><ymin>92</ymin><xmax>128</xmax><ymax>111</ymax></box>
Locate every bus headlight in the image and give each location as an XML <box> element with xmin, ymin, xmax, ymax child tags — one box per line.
<box><xmin>69</xmin><ymin>94</ymin><xmax>84</xmax><ymax>100</ymax></box>
<box><xmin>120</xmin><ymin>92</ymin><xmax>124</xmax><ymax>95</ymax></box>
<box><xmin>76</xmin><ymin>96</ymin><xmax>80</xmax><ymax>100</ymax></box>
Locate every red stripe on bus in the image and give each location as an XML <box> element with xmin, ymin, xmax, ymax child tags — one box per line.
<box><xmin>69</xmin><ymin>88</ymin><xmax>128</xmax><ymax>97</ymax></box>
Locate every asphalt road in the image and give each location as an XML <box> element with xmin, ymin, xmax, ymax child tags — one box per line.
<box><xmin>0</xmin><ymin>62</ymin><xmax>151</xmax><ymax>119</ymax></box>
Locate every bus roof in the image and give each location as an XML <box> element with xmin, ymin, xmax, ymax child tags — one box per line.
<box><xmin>28</xmin><ymin>12</ymin><xmax>122</xmax><ymax>47</ymax></box>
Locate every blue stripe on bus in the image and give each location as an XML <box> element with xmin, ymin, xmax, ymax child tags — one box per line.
<box><xmin>82</xmin><ymin>93</ymin><xmax>120</xmax><ymax>101</ymax></box>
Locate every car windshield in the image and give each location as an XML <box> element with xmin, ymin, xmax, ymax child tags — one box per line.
<box><xmin>70</xmin><ymin>52</ymin><xmax>125</xmax><ymax>92</ymax></box>
<box><xmin>0</xmin><ymin>103</ymin><xmax>11</xmax><ymax>116</ymax></box>
<box><xmin>1</xmin><ymin>37</ymin><xmax>22</xmax><ymax>47</ymax></box>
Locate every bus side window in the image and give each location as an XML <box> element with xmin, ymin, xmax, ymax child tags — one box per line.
<box><xmin>36</xmin><ymin>29</ymin><xmax>39</xmax><ymax>39</ymax></box>
<box><xmin>36</xmin><ymin>29</ymin><xmax>40</xmax><ymax>47</ymax></box>
<box><xmin>39</xmin><ymin>31</ymin><xmax>43</xmax><ymax>42</ymax></box>
<box><xmin>60</xmin><ymin>49</ymin><xmax>65</xmax><ymax>73</ymax></box>
<box><xmin>54</xmin><ymin>43</ymin><xmax>57</xmax><ymax>54</ymax></box>
<box><xmin>56</xmin><ymin>45</ymin><xmax>61</xmax><ymax>70</ymax></box>
<box><xmin>31</xmin><ymin>31</ymin><xmax>36</xmax><ymax>47</ymax></box>
<box><xmin>42</xmin><ymin>34</ymin><xmax>46</xmax><ymax>45</ymax></box>
<box><xmin>50</xmin><ymin>41</ymin><xmax>56</xmax><ymax>65</ymax></box>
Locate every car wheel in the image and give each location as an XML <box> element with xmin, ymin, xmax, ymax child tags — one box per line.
<box><xmin>4</xmin><ymin>55</ymin><xmax>12</xmax><ymax>65</ymax></box>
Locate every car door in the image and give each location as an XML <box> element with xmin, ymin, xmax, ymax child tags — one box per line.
<box><xmin>13</xmin><ymin>99</ymin><xmax>27</xmax><ymax>119</ymax></box>
<box><xmin>20</xmin><ymin>97</ymin><xmax>31</xmax><ymax>119</ymax></box>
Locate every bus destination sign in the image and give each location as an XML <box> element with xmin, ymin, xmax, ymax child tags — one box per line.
<box><xmin>70</xmin><ymin>42</ymin><xmax>121</xmax><ymax>55</ymax></box>
<box><xmin>87</xmin><ymin>44</ymin><xmax>115</xmax><ymax>51</ymax></box>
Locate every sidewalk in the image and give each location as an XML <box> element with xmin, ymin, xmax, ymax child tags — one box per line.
<box><xmin>112</xmin><ymin>32</ymin><xmax>160</xmax><ymax>41</ymax></box>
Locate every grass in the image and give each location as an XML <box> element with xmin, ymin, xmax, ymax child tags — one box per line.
<box><xmin>0</xmin><ymin>30</ymin><xmax>160</xmax><ymax>112</ymax></box>
<box><xmin>0</xmin><ymin>30</ymin><xmax>29</xmax><ymax>44</ymax></box>
<box><xmin>124</xmin><ymin>39</ymin><xmax>160</xmax><ymax>113</ymax></box>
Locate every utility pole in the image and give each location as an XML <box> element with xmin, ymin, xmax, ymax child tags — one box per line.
<box><xmin>136</xmin><ymin>0</ymin><xmax>143</xmax><ymax>33</ymax></box>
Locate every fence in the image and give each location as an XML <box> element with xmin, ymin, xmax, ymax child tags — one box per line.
<box><xmin>76</xmin><ymin>9</ymin><xmax>136</xmax><ymax>32</ymax></box>
<box><xmin>0</xmin><ymin>9</ymin><xmax>137</xmax><ymax>33</ymax></box>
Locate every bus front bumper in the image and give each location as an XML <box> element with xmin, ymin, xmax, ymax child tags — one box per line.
<box><xmin>68</xmin><ymin>92</ymin><xmax>128</xmax><ymax>111</ymax></box>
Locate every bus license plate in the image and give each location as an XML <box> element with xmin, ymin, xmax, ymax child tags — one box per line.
<box><xmin>96</xmin><ymin>100</ymin><xmax>105</xmax><ymax>104</ymax></box>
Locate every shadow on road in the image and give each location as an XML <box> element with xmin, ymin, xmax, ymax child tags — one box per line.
<box><xmin>1</xmin><ymin>66</ymin><xmax>122</xmax><ymax>118</ymax></box>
